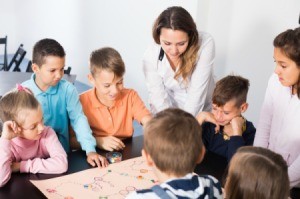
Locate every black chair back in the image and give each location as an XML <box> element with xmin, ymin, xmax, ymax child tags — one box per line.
<box><xmin>7</xmin><ymin>44</ymin><xmax>26</xmax><ymax>72</ymax></box>
<box><xmin>64</xmin><ymin>66</ymin><xmax>72</xmax><ymax>74</ymax></box>
<box><xmin>0</xmin><ymin>36</ymin><xmax>8</xmax><ymax>71</ymax></box>
<box><xmin>26</xmin><ymin>60</ymin><xmax>33</xmax><ymax>72</ymax></box>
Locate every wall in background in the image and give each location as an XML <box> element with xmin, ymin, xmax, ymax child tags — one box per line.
<box><xmin>0</xmin><ymin>0</ymin><xmax>299</xmax><ymax>125</ymax></box>
<box><xmin>200</xmin><ymin>0</ymin><xmax>299</xmax><ymax>124</ymax></box>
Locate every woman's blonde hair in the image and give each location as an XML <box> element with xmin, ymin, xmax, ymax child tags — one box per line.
<box><xmin>152</xmin><ymin>6</ymin><xmax>200</xmax><ymax>82</ymax></box>
<box><xmin>225</xmin><ymin>146</ymin><xmax>289</xmax><ymax>199</ymax></box>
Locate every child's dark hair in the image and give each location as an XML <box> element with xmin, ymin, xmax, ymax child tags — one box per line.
<box><xmin>89</xmin><ymin>47</ymin><xmax>125</xmax><ymax>78</ymax></box>
<box><xmin>273</xmin><ymin>27</ymin><xmax>300</xmax><ymax>98</ymax></box>
<box><xmin>0</xmin><ymin>87</ymin><xmax>40</xmax><ymax>126</ymax></box>
<box><xmin>225</xmin><ymin>146</ymin><xmax>289</xmax><ymax>199</ymax></box>
<box><xmin>32</xmin><ymin>38</ymin><xmax>65</xmax><ymax>66</ymax></box>
<box><xmin>143</xmin><ymin>108</ymin><xmax>203</xmax><ymax>176</ymax></box>
<box><xmin>213</xmin><ymin>75</ymin><xmax>249</xmax><ymax>107</ymax></box>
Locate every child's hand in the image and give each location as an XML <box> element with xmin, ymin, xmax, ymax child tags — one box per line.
<box><xmin>96</xmin><ymin>136</ymin><xmax>125</xmax><ymax>151</ymax></box>
<box><xmin>87</xmin><ymin>152</ymin><xmax>109</xmax><ymax>168</ymax></box>
<box><xmin>11</xmin><ymin>162</ymin><xmax>20</xmax><ymax>173</ymax></box>
<box><xmin>1</xmin><ymin>121</ymin><xmax>21</xmax><ymax>140</ymax></box>
<box><xmin>196</xmin><ymin>112</ymin><xmax>220</xmax><ymax>133</ymax></box>
<box><xmin>230</xmin><ymin>116</ymin><xmax>245</xmax><ymax>136</ymax></box>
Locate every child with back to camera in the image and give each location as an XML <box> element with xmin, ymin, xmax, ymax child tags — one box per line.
<box><xmin>126</xmin><ymin>108</ymin><xmax>223</xmax><ymax>199</ymax></box>
<box><xmin>0</xmin><ymin>85</ymin><xmax>68</xmax><ymax>187</ymax></box>
<box><xmin>197</xmin><ymin>75</ymin><xmax>256</xmax><ymax>161</ymax></box>
<box><xmin>71</xmin><ymin>47</ymin><xmax>152</xmax><ymax>151</ymax></box>
<box><xmin>224</xmin><ymin>146</ymin><xmax>290</xmax><ymax>199</ymax></box>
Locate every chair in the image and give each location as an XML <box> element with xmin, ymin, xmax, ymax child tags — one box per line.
<box><xmin>64</xmin><ymin>66</ymin><xmax>72</xmax><ymax>74</ymax></box>
<box><xmin>7</xmin><ymin>44</ymin><xmax>26</xmax><ymax>72</ymax></box>
<box><xmin>0</xmin><ymin>36</ymin><xmax>8</xmax><ymax>71</ymax></box>
<box><xmin>26</xmin><ymin>60</ymin><xmax>33</xmax><ymax>72</ymax></box>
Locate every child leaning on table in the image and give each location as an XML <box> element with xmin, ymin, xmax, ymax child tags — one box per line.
<box><xmin>71</xmin><ymin>47</ymin><xmax>151</xmax><ymax>151</ymax></box>
<box><xmin>224</xmin><ymin>146</ymin><xmax>290</xmax><ymax>199</ymax></box>
<box><xmin>0</xmin><ymin>85</ymin><xmax>67</xmax><ymax>187</ymax></box>
<box><xmin>126</xmin><ymin>108</ymin><xmax>223</xmax><ymax>199</ymax></box>
<box><xmin>197</xmin><ymin>75</ymin><xmax>256</xmax><ymax>161</ymax></box>
<box><xmin>22</xmin><ymin>38</ymin><xmax>108</xmax><ymax>167</ymax></box>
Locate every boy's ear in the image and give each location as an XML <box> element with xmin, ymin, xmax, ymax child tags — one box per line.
<box><xmin>88</xmin><ymin>74</ymin><xmax>95</xmax><ymax>86</ymax></box>
<box><xmin>196</xmin><ymin>145</ymin><xmax>206</xmax><ymax>164</ymax></box>
<box><xmin>142</xmin><ymin>149</ymin><xmax>154</xmax><ymax>167</ymax></box>
<box><xmin>240</xmin><ymin>102</ymin><xmax>248</xmax><ymax>113</ymax></box>
<box><xmin>31</xmin><ymin>63</ymin><xmax>40</xmax><ymax>73</ymax></box>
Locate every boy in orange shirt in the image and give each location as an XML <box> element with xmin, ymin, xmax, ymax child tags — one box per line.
<box><xmin>73</xmin><ymin>47</ymin><xmax>151</xmax><ymax>151</ymax></box>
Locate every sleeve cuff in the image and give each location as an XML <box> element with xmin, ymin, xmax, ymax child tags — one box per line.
<box><xmin>84</xmin><ymin>147</ymin><xmax>96</xmax><ymax>155</ymax></box>
<box><xmin>20</xmin><ymin>161</ymin><xmax>28</xmax><ymax>173</ymax></box>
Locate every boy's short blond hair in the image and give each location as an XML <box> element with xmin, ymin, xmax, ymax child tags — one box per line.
<box><xmin>144</xmin><ymin>108</ymin><xmax>203</xmax><ymax>176</ymax></box>
<box><xmin>89</xmin><ymin>47</ymin><xmax>125</xmax><ymax>78</ymax></box>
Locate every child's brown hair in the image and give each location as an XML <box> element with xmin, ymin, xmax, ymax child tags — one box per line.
<box><xmin>32</xmin><ymin>38</ymin><xmax>65</xmax><ymax>67</ymax></box>
<box><xmin>90</xmin><ymin>47</ymin><xmax>125</xmax><ymax>78</ymax></box>
<box><xmin>225</xmin><ymin>146</ymin><xmax>289</xmax><ymax>199</ymax></box>
<box><xmin>213</xmin><ymin>75</ymin><xmax>249</xmax><ymax>107</ymax></box>
<box><xmin>273</xmin><ymin>27</ymin><xmax>300</xmax><ymax>98</ymax></box>
<box><xmin>152</xmin><ymin>6</ymin><xmax>200</xmax><ymax>82</ymax></box>
<box><xmin>143</xmin><ymin>108</ymin><xmax>203</xmax><ymax>176</ymax></box>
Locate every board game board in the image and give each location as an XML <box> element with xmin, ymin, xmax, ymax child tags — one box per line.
<box><xmin>30</xmin><ymin>156</ymin><xmax>158</xmax><ymax>199</ymax></box>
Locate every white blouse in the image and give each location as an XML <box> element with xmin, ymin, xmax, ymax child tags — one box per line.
<box><xmin>254</xmin><ymin>73</ymin><xmax>300</xmax><ymax>187</ymax></box>
<box><xmin>143</xmin><ymin>31</ymin><xmax>216</xmax><ymax>116</ymax></box>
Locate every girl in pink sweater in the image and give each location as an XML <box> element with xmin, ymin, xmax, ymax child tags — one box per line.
<box><xmin>0</xmin><ymin>85</ymin><xmax>68</xmax><ymax>187</ymax></box>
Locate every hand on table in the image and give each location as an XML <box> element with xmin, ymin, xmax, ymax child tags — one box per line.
<box><xmin>87</xmin><ymin>152</ymin><xmax>109</xmax><ymax>168</ymax></box>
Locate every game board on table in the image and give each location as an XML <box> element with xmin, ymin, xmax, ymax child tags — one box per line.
<box><xmin>30</xmin><ymin>156</ymin><xmax>158</xmax><ymax>199</ymax></box>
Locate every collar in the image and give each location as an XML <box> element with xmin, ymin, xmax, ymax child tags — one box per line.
<box><xmin>29</xmin><ymin>74</ymin><xmax>59</xmax><ymax>95</ymax></box>
<box><xmin>90</xmin><ymin>87</ymin><xmax>123</xmax><ymax>109</ymax></box>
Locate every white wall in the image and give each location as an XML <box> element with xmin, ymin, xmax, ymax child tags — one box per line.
<box><xmin>0</xmin><ymin>0</ymin><xmax>198</xmax><ymax>105</ymax></box>
<box><xmin>202</xmin><ymin>0</ymin><xmax>299</xmax><ymax>124</ymax></box>
<box><xmin>0</xmin><ymin>0</ymin><xmax>299</xmax><ymax>125</ymax></box>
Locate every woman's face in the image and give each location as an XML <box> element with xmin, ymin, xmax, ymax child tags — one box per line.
<box><xmin>159</xmin><ymin>28</ymin><xmax>189</xmax><ymax>61</ymax></box>
<box><xmin>274</xmin><ymin>47</ymin><xmax>300</xmax><ymax>88</ymax></box>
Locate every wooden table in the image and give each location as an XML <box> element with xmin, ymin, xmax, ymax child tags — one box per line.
<box><xmin>0</xmin><ymin>71</ymin><xmax>76</xmax><ymax>96</ymax></box>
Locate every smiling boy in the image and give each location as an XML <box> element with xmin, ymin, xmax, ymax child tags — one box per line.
<box><xmin>197</xmin><ymin>75</ymin><xmax>256</xmax><ymax>161</ymax></box>
<box><xmin>73</xmin><ymin>47</ymin><xmax>151</xmax><ymax>151</ymax></box>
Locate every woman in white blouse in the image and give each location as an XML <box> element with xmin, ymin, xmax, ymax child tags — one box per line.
<box><xmin>254</xmin><ymin>27</ymin><xmax>300</xmax><ymax>188</ymax></box>
<box><xmin>143</xmin><ymin>6</ymin><xmax>215</xmax><ymax>116</ymax></box>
